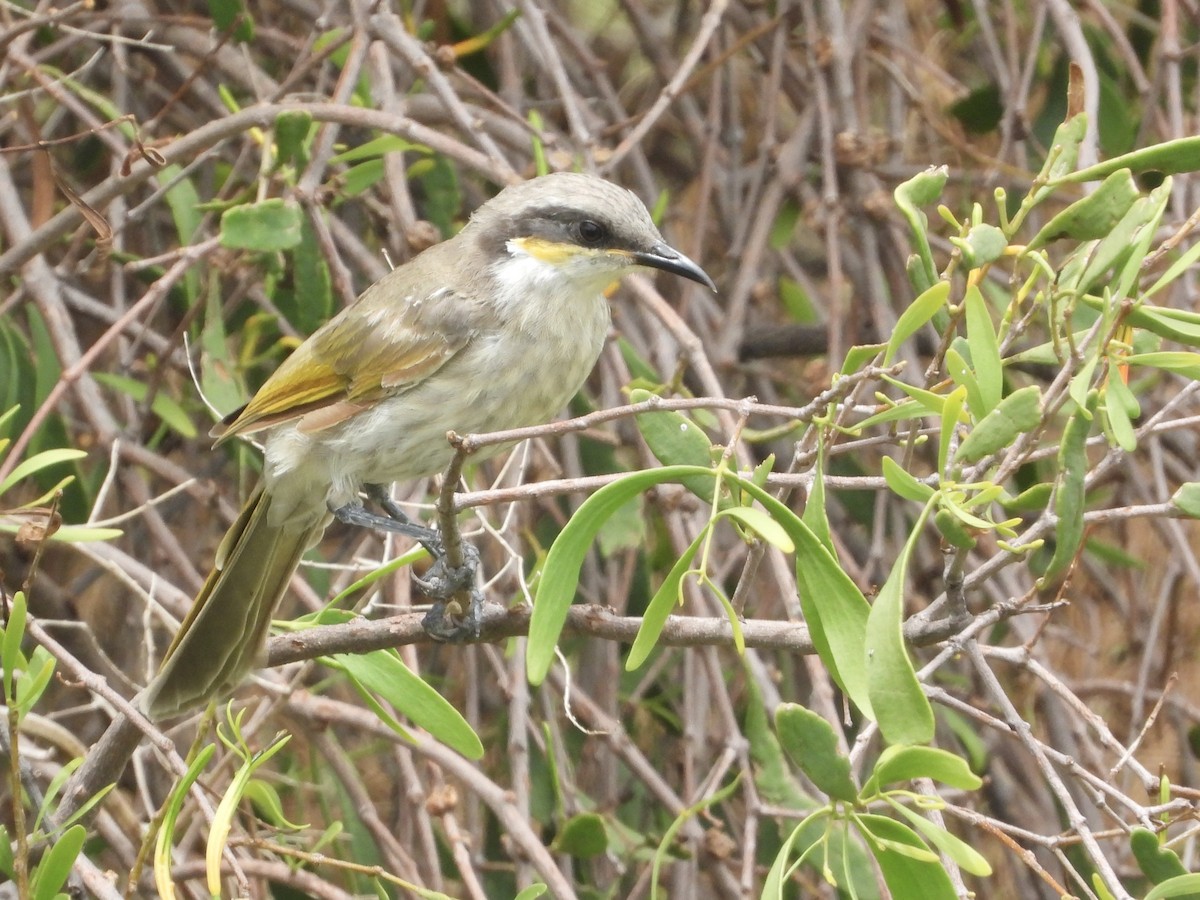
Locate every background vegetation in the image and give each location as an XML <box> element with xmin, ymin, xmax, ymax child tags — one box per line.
<box><xmin>3</xmin><ymin>1</ymin><xmax>1200</xmax><ymax>898</ymax></box>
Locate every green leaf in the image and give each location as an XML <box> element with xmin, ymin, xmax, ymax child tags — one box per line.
<box><xmin>955</xmin><ymin>385</ymin><xmax>1042</xmax><ymax>463</ymax></box>
<box><xmin>531</xmin><ymin>466</ymin><xmax>700</xmax><ymax>684</ymax></box>
<box><xmin>14</xmin><ymin>645</ymin><xmax>55</xmax><ymax>718</ymax></box>
<box><xmin>92</xmin><ymin>372</ymin><xmax>197</xmax><ymax>439</ymax></box>
<box><xmin>893</xmin><ymin>167</ymin><xmax>948</xmax><ymax>290</ymax></box>
<box><xmin>1055</xmin><ymin>134</ymin><xmax>1200</xmax><ymax>183</ymax></box>
<box><xmin>329</xmin><ymin>134</ymin><xmax>425</xmax><ymax>165</ymax></box>
<box><xmin>887</xmin><ymin>800</ymin><xmax>993</xmax><ymax>876</ymax></box>
<box><xmin>1031</xmin><ymin>114</ymin><xmax>1087</xmax><ymax>205</ymax></box>
<box><xmin>1029</xmin><ymin>168</ymin><xmax>1139</xmax><ymax>246</ymax></box>
<box><xmin>328</xmin><ymin>651</ymin><xmax>483</xmax><ymax>760</ymax></box>
<box><xmin>274</xmin><ymin>109</ymin><xmax>313</xmax><ymax>169</ymax></box>
<box><xmin>287</xmin><ymin>218</ymin><xmax>334</xmax><ymax>334</ymax></box>
<box><xmin>1146</xmin><ymin>875</ymin><xmax>1200</xmax><ymax>900</ymax></box>
<box><xmin>775</xmin><ymin>703</ymin><xmax>857</xmax><ymax>802</ymax></box>
<box><xmin>1125</xmin><ymin>351</ymin><xmax>1200</xmax><ymax>379</ymax></box>
<box><xmin>1042</xmin><ymin>393</ymin><xmax>1097</xmax><ymax>584</ymax></box>
<box><xmin>2</xmin><ymin>590</ymin><xmax>27</xmax><ymax>701</ymax></box>
<box><xmin>30</xmin><ymin>824</ymin><xmax>86</xmax><ymax>900</ymax></box>
<box><xmin>866</xmin><ymin>745</ymin><xmax>982</xmax><ymax>793</ymax></box>
<box><xmin>514</xmin><ymin>887</ymin><xmax>549</xmax><ymax>900</ymax></box>
<box><xmin>554</xmin><ymin>813</ymin><xmax>608</xmax><ymax>858</ymax></box>
<box><xmin>0</xmin><ymin>448</ymin><xmax>86</xmax><ymax>497</ymax></box>
<box><xmin>1103</xmin><ymin>366</ymin><xmax>1138</xmax><ymax>452</ymax></box>
<box><xmin>802</xmin><ymin>445</ymin><xmax>834</xmax><ymax>554</ymax></box>
<box><xmin>1171</xmin><ymin>483</ymin><xmax>1200</xmax><ymax>519</ymax></box>
<box><xmin>964</xmin><ymin>286</ymin><xmax>1002</xmax><ymax>414</ymax></box>
<box><xmin>856</xmin><ymin>813</ymin><xmax>956</xmax><ymax>900</ymax></box>
<box><xmin>627</xmin><ymin>531</ymin><xmax>704</xmax><ymax>671</ymax></box>
<box><xmin>1130</xmin><ymin>828</ymin><xmax>1190</xmax><ymax>886</ymax></box>
<box><xmin>0</xmin><ymin>825</ymin><xmax>12</xmax><ymax>878</ymax></box>
<box><xmin>866</xmin><ymin>504</ymin><xmax>936</xmax><ymax>746</ymax></box>
<box><xmin>882</xmin><ymin>456</ymin><xmax>936</xmax><ymax>504</ymax></box>
<box><xmin>718</xmin><ymin>506</ymin><xmax>795</xmax><ymax>552</ymax></box>
<box><xmin>243</xmin><ymin>778</ymin><xmax>308</xmax><ymax>830</ymax></box>
<box><xmin>210</xmin><ymin>0</ymin><xmax>254</xmax><ymax>41</ymax></box>
<box><xmin>219</xmin><ymin>198</ymin><xmax>303</xmax><ymax>251</ymax></box>
<box><xmin>944</xmin><ymin>347</ymin><xmax>986</xmax><ymax>423</ymax></box>
<box><xmin>1112</xmin><ymin>180</ymin><xmax>1172</xmax><ymax>306</ymax></box>
<box><xmin>957</xmin><ymin>222</ymin><xmax>1007</xmax><ymax>268</ymax></box>
<box><xmin>155</xmin><ymin>745</ymin><xmax>216</xmax><ymax>898</ymax></box>
<box><xmin>939</xmin><ymin>386</ymin><xmax>967</xmax><ymax>475</ymax></box>
<box><xmin>885</xmin><ymin>282</ymin><xmax>950</xmax><ymax>364</ymax></box>
<box><xmin>723</xmin><ymin>472</ymin><xmax>873</xmax><ymax>718</ymax></box>
<box><xmin>631</xmin><ymin>389</ymin><xmax>716</xmax><ymax>501</ymax></box>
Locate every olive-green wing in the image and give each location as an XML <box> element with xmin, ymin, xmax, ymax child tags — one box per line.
<box><xmin>213</xmin><ymin>286</ymin><xmax>470</xmax><ymax>441</ymax></box>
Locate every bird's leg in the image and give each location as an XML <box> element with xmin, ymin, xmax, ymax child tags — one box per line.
<box><xmin>330</xmin><ymin>485</ymin><xmax>483</xmax><ymax>641</ymax></box>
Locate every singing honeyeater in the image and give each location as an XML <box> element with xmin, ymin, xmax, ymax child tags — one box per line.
<box><xmin>143</xmin><ymin>172</ymin><xmax>715</xmax><ymax>719</ymax></box>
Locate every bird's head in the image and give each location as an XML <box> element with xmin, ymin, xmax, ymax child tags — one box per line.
<box><xmin>468</xmin><ymin>172</ymin><xmax>717</xmax><ymax>295</ymax></box>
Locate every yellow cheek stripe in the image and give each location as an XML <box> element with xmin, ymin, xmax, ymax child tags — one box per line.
<box><xmin>509</xmin><ymin>236</ymin><xmax>580</xmax><ymax>263</ymax></box>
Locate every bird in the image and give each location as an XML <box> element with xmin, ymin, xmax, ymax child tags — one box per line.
<box><xmin>143</xmin><ymin>171</ymin><xmax>716</xmax><ymax>719</ymax></box>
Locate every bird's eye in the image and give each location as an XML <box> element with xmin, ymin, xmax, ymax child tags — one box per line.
<box><xmin>576</xmin><ymin>219</ymin><xmax>607</xmax><ymax>245</ymax></box>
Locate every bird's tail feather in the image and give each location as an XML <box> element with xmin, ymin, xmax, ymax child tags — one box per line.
<box><xmin>144</xmin><ymin>486</ymin><xmax>324</xmax><ymax>719</ymax></box>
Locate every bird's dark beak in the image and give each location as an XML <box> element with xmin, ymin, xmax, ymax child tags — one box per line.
<box><xmin>633</xmin><ymin>241</ymin><xmax>717</xmax><ymax>291</ymax></box>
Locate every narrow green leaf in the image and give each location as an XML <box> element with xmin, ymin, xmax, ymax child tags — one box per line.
<box><xmin>219</xmin><ymin>198</ymin><xmax>303</xmax><ymax>251</ymax></box>
<box><xmin>92</xmin><ymin>372</ymin><xmax>197</xmax><ymax>438</ymax></box>
<box><xmin>1103</xmin><ymin>367</ymin><xmax>1138</xmax><ymax>451</ymax></box>
<box><xmin>802</xmin><ymin>445</ymin><xmax>834</xmax><ymax>554</ymax></box>
<box><xmin>955</xmin><ymin>385</ymin><xmax>1042</xmax><ymax>463</ymax></box>
<box><xmin>1055</xmin><ymin>134</ymin><xmax>1200</xmax><ymax>183</ymax></box>
<box><xmin>0</xmin><ymin>449</ymin><xmax>86</xmax><ymax>497</ymax></box>
<box><xmin>722</xmin><ymin>472</ymin><xmax>873</xmax><ymax>718</ymax></box>
<box><xmin>530</xmin><ymin>466</ymin><xmax>702</xmax><ymax>684</ymax></box>
<box><xmin>887</xmin><ymin>800</ymin><xmax>993</xmax><ymax>876</ymax></box>
<box><xmin>627</xmin><ymin>531</ymin><xmax>704</xmax><ymax>671</ymax></box>
<box><xmin>2</xmin><ymin>591</ymin><xmax>26</xmax><ymax>701</ymax></box>
<box><xmin>1028</xmin><ymin>168</ymin><xmax>1139</xmax><ymax>246</ymax></box>
<box><xmin>329</xmin><ymin>651</ymin><xmax>482</xmax><ymax>760</ymax></box>
<box><xmin>882</xmin><ymin>456</ymin><xmax>936</xmax><ymax>504</ymax></box>
<box><xmin>885</xmin><ymin>282</ymin><xmax>950</xmax><ymax>364</ymax></box>
<box><xmin>856</xmin><ymin>814</ymin><xmax>956</xmax><ymax>899</ymax></box>
<box><xmin>944</xmin><ymin>347</ymin><xmax>985</xmax><ymax>422</ymax></box>
<box><xmin>964</xmin><ymin>287</ymin><xmax>1002</xmax><ymax>413</ymax></box>
<box><xmin>866</xmin><ymin>505</ymin><xmax>936</xmax><ymax>746</ymax></box>
<box><xmin>718</xmin><ymin>506</ymin><xmax>795</xmax><ymax>553</ymax></box>
<box><xmin>1042</xmin><ymin>393</ymin><xmax>1097</xmax><ymax>584</ymax></box>
<box><xmin>1125</xmin><ymin>351</ymin><xmax>1200</xmax><ymax>379</ymax></box>
<box><xmin>866</xmin><ymin>745</ymin><xmax>982</xmax><ymax>793</ymax></box>
<box><xmin>330</xmin><ymin>134</ymin><xmax>425</xmax><ymax>164</ymax></box>
<box><xmin>938</xmin><ymin>386</ymin><xmax>967</xmax><ymax>476</ymax></box>
<box><xmin>243</xmin><ymin>779</ymin><xmax>308</xmax><ymax>830</ymax></box>
<box><xmin>1146</xmin><ymin>874</ymin><xmax>1200</xmax><ymax>900</ymax></box>
<box><xmin>154</xmin><ymin>744</ymin><xmax>216</xmax><ymax>900</ymax></box>
<box><xmin>775</xmin><ymin>704</ymin><xmax>858</xmax><ymax>802</ymax></box>
<box><xmin>1113</xmin><ymin>180</ymin><xmax>1172</xmax><ymax>304</ymax></box>
<box><xmin>30</xmin><ymin>824</ymin><xmax>86</xmax><ymax>900</ymax></box>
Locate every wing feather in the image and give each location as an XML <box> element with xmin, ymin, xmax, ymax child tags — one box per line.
<box><xmin>213</xmin><ymin>277</ymin><xmax>472</xmax><ymax>442</ymax></box>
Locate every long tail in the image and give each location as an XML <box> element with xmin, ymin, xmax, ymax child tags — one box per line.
<box><xmin>144</xmin><ymin>486</ymin><xmax>324</xmax><ymax>719</ymax></box>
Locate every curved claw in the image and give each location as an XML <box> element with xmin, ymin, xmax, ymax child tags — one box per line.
<box><xmin>421</xmin><ymin>589</ymin><xmax>484</xmax><ymax>641</ymax></box>
<box><xmin>415</xmin><ymin>543</ymin><xmax>482</xmax><ymax>641</ymax></box>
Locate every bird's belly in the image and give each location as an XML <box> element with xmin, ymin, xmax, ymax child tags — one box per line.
<box><xmin>262</xmin><ymin>297</ymin><xmax>608</xmax><ymax>522</ymax></box>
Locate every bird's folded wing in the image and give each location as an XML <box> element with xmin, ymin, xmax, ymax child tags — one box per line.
<box><xmin>212</xmin><ymin>301</ymin><xmax>469</xmax><ymax>441</ymax></box>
